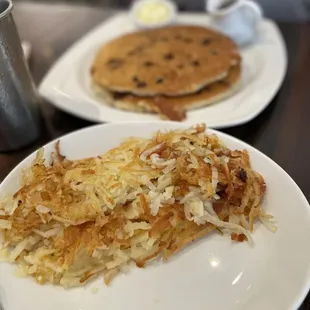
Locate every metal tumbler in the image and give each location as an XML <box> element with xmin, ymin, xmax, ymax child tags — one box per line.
<box><xmin>0</xmin><ymin>0</ymin><xmax>40</xmax><ymax>152</ymax></box>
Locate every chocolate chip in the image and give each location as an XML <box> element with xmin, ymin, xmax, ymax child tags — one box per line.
<box><xmin>160</xmin><ymin>36</ymin><xmax>169</xmax><ymax>42</ymax></box>
<box><xmin>211</xmin><ymin>49</ymin><xmax>219</xmax><ymax>55</ymax></box>
<box><xmin>137</xmin><ymin>81</ymin><xmax>147</xmax><ymax>88</ymax></box>
<box><xmin>192</xmin><ymin>60</ymin><xmax>200</xmax><ymax>67</ymax></box>
<box><xmin>174</xmin><ymin>35</ymin><xmax>182</xmax><ymax>40</ymax></box>
<box><xmin>238</xmin><ymin>168</ymin><xmax>247</xmax><ymax>182</ymax></box>
<box><xmin>202</xmin><ymin>38</ymin><xmax>211</xmax><ymax>45</ymax></box>
<box><xmin>156</xmin><ymin>78</ymin><xmax>164</xmax><ymax>84</ymax></box>
<box><xmin>177</xmin><ymin>64</ymin><xmax>184</xmax><ymax>69</ymax></box>
<box><xmin>132</xmin><ymin>76</ymin><xmax>139</xmax><ymax>82</ymax></box>
<box><xmin>164</xmin><ymin>53</ymin><xmax>174</xmax><ymax>60</ymax></box>
<box><xmin>107</xmin><ymin>58</ymin><xmax>120</xmax><ymax>64</ymax></box>
<box><xmin>128</xmin><ymin>45</ymin><xmax>144</xmax><ymax>56</ymax></box>
<box><xmin>106</xmin><ymin>58</ymin><xmax>123</xmax><ymax>69</ymax></box>
<box><xmin>144</xmin><ymin>61</ymin><xmax>155</xmax><ymax>67</ymax></box>
<box><xmin>183</xmin><ymin>38</ymin><xmax>193</xmax><ymax>43</ymax></box>
<box><xmin>132</xmin><ymin>75</ymin><xmax>148</xmax><ymax>88</ymax></box>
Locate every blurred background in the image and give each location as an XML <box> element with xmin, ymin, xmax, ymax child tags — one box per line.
<box><xmin>12</xmin><ymin>0</ymin><xmax>310</xmax><ymax>22</ymax></box>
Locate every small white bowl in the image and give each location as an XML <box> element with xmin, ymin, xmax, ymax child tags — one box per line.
<box><xmin>130</xmin><ymin>0</ymin><xmax>177</xmax><ymax>29</ymax></box>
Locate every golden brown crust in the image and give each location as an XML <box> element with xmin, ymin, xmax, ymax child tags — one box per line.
<box><xmin>0</xmin><ymin>125</ymin><xmax>268</xmax><ymax>287</ymax></box>
<box><xmin>91</xmin><ymin>25</ymin><xmax>241</xmax><ymax>96</ymax></box>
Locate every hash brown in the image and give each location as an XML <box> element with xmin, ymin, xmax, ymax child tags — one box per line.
<box><xmin>0</xmin><ymin>125</ymin><xmax>273</xmax><ymax>288</ymax></box>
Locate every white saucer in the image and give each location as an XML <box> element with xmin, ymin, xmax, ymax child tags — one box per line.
<box><xmin>39</xmin><ymin>14</ymin><xmax>287</xmax><ymax>128</ymax></box>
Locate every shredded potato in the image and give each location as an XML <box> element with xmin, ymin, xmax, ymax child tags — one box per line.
<box><xmin>0</xmin><ymin>124</ymin><xmax>275</xmax><ymax>288</ymax></box>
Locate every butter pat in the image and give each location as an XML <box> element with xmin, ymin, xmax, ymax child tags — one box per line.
<box><xmin>137</xmin><ymin>2</ymin><xmax>170</xmax><ymax>24</ymax></box>
<box><xmin>131</xmin><ymin>0</ymin><xmax>177</xmax><ymax>28</ymax></box>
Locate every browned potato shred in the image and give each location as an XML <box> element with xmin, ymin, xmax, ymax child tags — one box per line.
<box><xmin>0</xmin><ymin>124</ymin><xmax>273</xmax><ymax>288</ymax></box>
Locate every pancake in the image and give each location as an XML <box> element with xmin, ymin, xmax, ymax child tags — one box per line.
<box><xmin>94</xmin><ymin>64</ymin><xmax>241</xmax><ymax>121</ymax></box>
<box><xmin>91</xmin><ymin>25</ymin><xmax>241</xmax><ymax>96</ymax></box>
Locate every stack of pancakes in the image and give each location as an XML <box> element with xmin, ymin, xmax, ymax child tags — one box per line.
<box><xmin>91</xmin><ymin>25</ymin><xmax>241</xmax><ymax>121</ymax></box>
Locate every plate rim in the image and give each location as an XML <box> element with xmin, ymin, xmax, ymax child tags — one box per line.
<box><xmin>38</xmin><ymin>13</ymin><xmax>288</xmax><ymax>129</ymax></box>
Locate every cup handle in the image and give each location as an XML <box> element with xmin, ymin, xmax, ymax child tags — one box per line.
<box><xmin>241</xmin><ymin>0</ymin><xmax>263</xmax><ymax>24</ymax></box>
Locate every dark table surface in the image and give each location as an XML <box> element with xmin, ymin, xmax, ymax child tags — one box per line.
<box><xmin>1</xmin><ymin>2</ymin><xmax>310</xmax><ymax>309</ymax></box>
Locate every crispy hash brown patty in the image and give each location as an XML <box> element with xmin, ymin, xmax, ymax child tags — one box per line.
<box><xmin>0</xmin><ymin>124</ymin><xmax>275</xmax><ymax>288</ymax></box>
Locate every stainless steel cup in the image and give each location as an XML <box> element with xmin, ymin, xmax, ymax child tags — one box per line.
<box><xmin>0</xmin><ymin>0</ymin><xmax>40</xmax><ymax>151</ymax></box>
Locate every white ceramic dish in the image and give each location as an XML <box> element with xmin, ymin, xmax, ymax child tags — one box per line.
<box><xmin>0</xmin><ymin>121</ymin><xmax>310</xmax><ymax>310</ymax></box>
<box><xmin>39</xmin><ymin>13</ymin><xmax>287</xmax><ymax>129</ymax></box>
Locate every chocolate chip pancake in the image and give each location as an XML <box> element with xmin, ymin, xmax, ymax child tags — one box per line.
<box><xmin>94</xmin><ymin>64</ymin><xmax>241</xmax><ymax>121</ymax></box>
<box><xmin>91</xmin><ymin>25</ymin><xmax>240</xmax><ymax>96</ymax></box>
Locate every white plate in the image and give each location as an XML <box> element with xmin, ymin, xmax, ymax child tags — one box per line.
<box><xmin>0</xmin><ymin>121</ymin><xmax>309</xmax><ymax>310</ymax></box>
<box><xmin>39</xmin><ymin>13</ymin><xmax>287</xmax><ymax>129</ymax></box>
